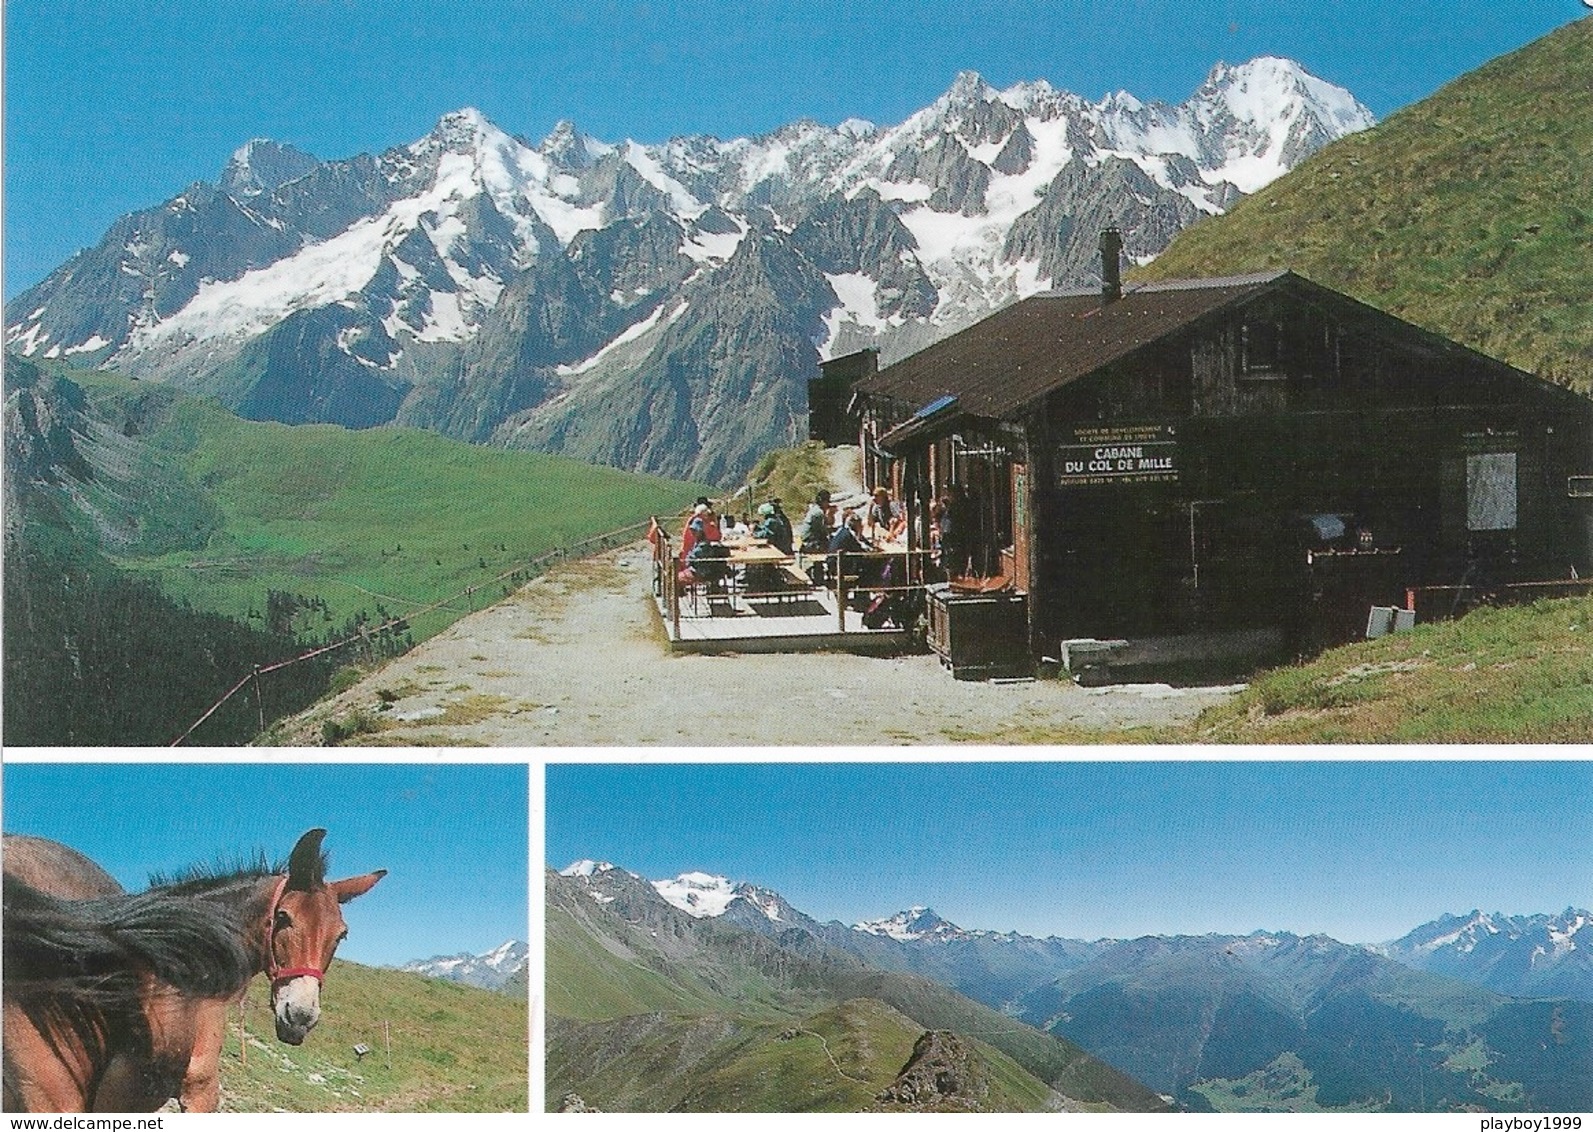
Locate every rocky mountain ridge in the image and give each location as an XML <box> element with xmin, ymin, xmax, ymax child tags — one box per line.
<box><xmin>574</xmin><ymin>862</ymin><xmax>1593</xmax><ymax>1007</ymax></box>
<box><xmin>399</xmin><ymin>938</ymin><xmax>529</xmax><ymax>991</ymax></box>
<box><xmin>1379</xmin><ymin>907</ymin><xmax>1593</xmax><ymax>1001</ymax></box>
<box><xmin>555</xmin><ymin>861</ymin><xmax>1593</xmax><ymax>1112</ymax></box>
<box><xmin>7</xmin><ymin>60</ymin><xmax>1371</xmax><ymax>482</ymax></box>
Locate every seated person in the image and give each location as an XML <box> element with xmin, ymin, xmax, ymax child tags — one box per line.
<box><xmin>867</xmin><ymin>487</ymin><xmax>907</xmax><ymax>542</ymax></box>
<box><xmin>754</xmin><ymin>501</ymin><xmax>794</xmax><ymax>554</ymax></box>
<box><xmin>684</xmin><ymin>533</ymin><xmax>733</xmax><ymax>587</ymax></box>
<box><xmin>679</xmin><ymin>502</ymin><xmax>722</xmax><ymax>561</ymax></box>
<box><xmin>798</xmin><ymin>489</ymin><xmax>834</xmax><ymax>585</ymax></box>
<box><xmin>828</xmin><ymin>512</ymin><xmax>884</xmax><ymax>588</ymax></box>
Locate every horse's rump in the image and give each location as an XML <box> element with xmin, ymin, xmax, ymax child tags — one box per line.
<box><xmin>2</xmin><ymin>836</ymin><xmax>123</xmax><ymax>900</ymax></box>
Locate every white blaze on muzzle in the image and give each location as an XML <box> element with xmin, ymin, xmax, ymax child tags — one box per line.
<box><xmin>272</xmin><ymin>974</ymin><xmax>323</xmax><ymax>1042</ymax></box>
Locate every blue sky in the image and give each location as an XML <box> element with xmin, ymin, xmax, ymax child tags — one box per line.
<box><xmin>4</xmin><ymin>0</ymin><xmax>1587</xmax><ymax>297</ymax></box>
<box><xmin>2</xmin><ymin>761</ymin><xmax>528</xmax><ymax>966</ymax></box>
<box><xmin>546</xmin><ymin>760</ymin><xmax>1593</xmax><ymax>945</ymax></box>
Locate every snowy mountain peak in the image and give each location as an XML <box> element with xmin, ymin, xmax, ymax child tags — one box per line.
<box><xmin>652</xmin><ymin>871</ymin><xmax>740</xmax><ymax>918</ymax></box>
<box><xmin>733</xmin><ymin>883</ymin><xmax>797</xmax><ymax>924</ymax></box>
<box><xmin>540</xmin><ymin>119</ymin><xmax>610</xmax><ymax>170</ymax></box>
<box><xmin>649</xmin><ymin>872</ymin><xmax>799</xmax><ymax>923</ymax></box>
<box><xmin>431</xmin><ymin>106</ymin><xmax>498</xmax><ymax>147</ymax></box>
<box><xmin>482</xmin><ymin>938</ymin><xmax>527</xmax><ymax>966</ymax></box>
<box><xmin>1200</xmin><ymin>56</ymin><xmax>1374</xmax><ymax>134</ymax></box>
<box><xmin>399</xmin><ymin>938</ymin><xmax>528</xmax><ymax>990</ymax></box>
<box><xmin>1383</xmin><ymin>908</ymin><xmax>1593</xmax><ymax>1001</ymax></box>
<box><xmin>944</xmin><ymin>70</ymin><xmax>998</xmax><ymax>105</ymax></box>
<box><xmin>559</xmin><ymin>859</ymin><xmax>617</xmax><ymax>878</ymax></box>
<box><xmin>854</xmin><ymin>906</ymin><xmax>969</xmax><ymax>942</ymax></box>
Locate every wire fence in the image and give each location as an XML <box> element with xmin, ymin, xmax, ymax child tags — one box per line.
<box><xmin>170</xmin><ymin>518</ymin><xmax>655</xmax><ymax>746</ymax></box>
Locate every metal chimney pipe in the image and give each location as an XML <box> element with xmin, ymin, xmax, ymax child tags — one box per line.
<box><xmin>1100</xmin><ymin>227</ymin><xmax>1123</xmax><ymax>303</ymax></box>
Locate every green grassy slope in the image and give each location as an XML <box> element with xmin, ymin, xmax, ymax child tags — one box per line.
<box><xmin>6</xmin><ymin>360</ymin><xmax>712</xmax><ymax>741</ymax></box>
<box><xmin>545</xmin><ymin>901</ymin><xmax>749</xmax><ymax>1021</ymax></box>
<box><xmin>50</xmin><ymin>365</ymin><xmax>708</xmax><ymax>633</ymax></box>
<box><xmin>980</xmin><ymin>594</ymin><xmax>1591</xmax><ymax>744</ymax></box>
<box><xmin>1139</xmin><ymin>16</ymin><xmax>1593</xmax><ymax>393</ymax></box>
<box><xmin>549</xmin><ymin>999</ymin><xmax>1067</xmax><ymax>1113</ymax></box>
<box><xmin>545</xmin><ymin>871</ymin><xmax>1169</xmax><ymax>1113</ymax></box>
<box><xmin>218</xmin><ymin>962</ymin><xmax>527</xmax><ymax>1112</ymax></box>
<box><xmin>1185</xmin><ymin>594</ymin><xmax>1593</xmax><ymax>742</ymax></box>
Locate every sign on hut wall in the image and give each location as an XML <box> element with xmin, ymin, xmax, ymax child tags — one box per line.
<box><xmin>1056</xmin><ymin>424</ymin><xmax>1178</xmax><ymax>487</ymax></box>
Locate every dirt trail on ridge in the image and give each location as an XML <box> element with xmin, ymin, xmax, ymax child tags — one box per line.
<box><xmin>269</xmin><ymin>543</ymin><xmax>1241</xmax><ymax>747</ymax></box>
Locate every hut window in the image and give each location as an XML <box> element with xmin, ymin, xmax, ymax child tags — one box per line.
<box><xmin>1466</xmin><ymin>451</ymin><xmax>1517</xmax><ymax>531</ymax></box>
<box><xmin>1241</xmin><ymin>319</ymin><xmax>1283</xmax><ymax>377</ymax></box>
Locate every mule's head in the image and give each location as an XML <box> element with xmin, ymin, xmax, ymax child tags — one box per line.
<box><xmin>268</xmin><ymin>829</ymin><xmax>385</xmax><ymax>1045</ymax></box>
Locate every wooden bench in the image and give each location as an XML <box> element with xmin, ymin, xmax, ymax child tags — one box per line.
<box><xmin>753</xmin><ymin>563</ymin><xmax>813</xmax><ymax>605</ymax></box>
<box><xmin>740</xmin><ymin>562</ymin><xmax>814</xmax><ymax>606</ymax></box>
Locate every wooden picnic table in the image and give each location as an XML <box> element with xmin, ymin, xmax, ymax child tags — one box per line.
<box><xmin>726</xmin><ymin>543</ymin><xmax>793</xmax><ymax>566</ymax></box>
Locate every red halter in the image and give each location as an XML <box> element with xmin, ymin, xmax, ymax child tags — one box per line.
<box><xmin>265</xmin><ymin>875</ymin><xmax>325</xmax><ymax>987</ymax></box>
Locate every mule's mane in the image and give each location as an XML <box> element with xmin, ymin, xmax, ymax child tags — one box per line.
<box><xmin>147</xmin><ymin>853</ymin><xmax>277</xmax><ymax>890</ymax></box>
<box><xmin>3</xmin><ymin>873</ymin><xmax>258</xmax><ymax>999</ymax></box>
<box><xmin>3</xmin><ymin>872</ymin><xmax>261</xmax><ymax>1107</ymax></box>
<box><xmin>145</xmin><ymin>847</ymin><xmax>328</xmax><ymax>892</ymax></box>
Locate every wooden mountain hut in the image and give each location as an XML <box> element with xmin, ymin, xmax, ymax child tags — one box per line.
<box><xmin>848</xmin><ymin>233</ymin><xmax>1593</xmax><ymax>677</ymax></box>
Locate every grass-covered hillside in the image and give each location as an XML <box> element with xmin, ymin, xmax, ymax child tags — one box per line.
<box><xmin>970</xmin><ymin>595</ymin><xmax>1590</xmax><ymax>744</ymax></box>
<box><xmin>37</xmin><ymin>362</ymin><xmax>708</xmax><ymax>631</ymax></box>
<box><xmin>218</xmin><ymin>961</ymin><xmax>527</xmax><ymax>1112</ymax></box>
<box><xmin>1184</xmin><ymin>594</ymin><xmax>1593</xmax><ymax>743</ymax></box>
<box><xmin>4</xmin><ymin>356</ymin><xmax>709</xmax><ymax>744</ymax></box>
<box><xmin>546</xmin><ymin>867</ymin><xmax>1169</xmax><ymax>1113</ymax></box>
<box><xmin>1140</xmin><ymin>16</ymin><xmax>1593</xmax><ymax>393</ymax></box>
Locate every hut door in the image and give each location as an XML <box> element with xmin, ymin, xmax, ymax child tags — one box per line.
<box><xmin>1011</xmin><ymin>463</ymin><xmax>1031</xmax><ymax>592</ymax></box>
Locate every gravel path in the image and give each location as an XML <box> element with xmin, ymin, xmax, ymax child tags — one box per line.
<box><xmin>271</xmin><ymin>543</ymin><xmax>1241</xmax><ymax>746</ymax></box>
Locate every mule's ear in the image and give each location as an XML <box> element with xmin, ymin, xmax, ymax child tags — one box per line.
<box><xmin>330</xmin><ymin>869</ymin><xmax>386</xmax><ymax>904</ymax></box>
<box><xmin>286</xmin><ymin>828</ymin><xmax>329</xmax><ymax>891</ymax></box>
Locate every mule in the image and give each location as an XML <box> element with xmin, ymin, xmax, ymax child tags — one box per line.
<box><xmin>2</xmin><ymin>828</ymin><xmax>384</xmax><ymax>1112</ymax></box>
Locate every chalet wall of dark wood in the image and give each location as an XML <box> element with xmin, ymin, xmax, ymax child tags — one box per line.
<box><xmin>851</xmin><ymin>267</ymin><xmax>1593</xmax><ymax>662</ymax></box>
<box><xmin>808</xmin><ymin>348</ymin><xmax>876</xmax><ymax>446</ymax></box>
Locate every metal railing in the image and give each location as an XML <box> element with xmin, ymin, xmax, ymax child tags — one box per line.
<box><xmin>655</xmin><ymin>528</ymin><xmax>937</xmax><ymax>635</ymax></box>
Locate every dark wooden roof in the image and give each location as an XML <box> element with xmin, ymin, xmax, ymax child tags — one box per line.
<box><xmin>856</xmin><ymin>271</ymin><xmax>1289</xmax><ymax>421</ymax></box>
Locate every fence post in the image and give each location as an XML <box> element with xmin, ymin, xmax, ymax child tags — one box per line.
<box><xmin>665</xmin><ymin>534</ymin><xmax>681</xmax><ymax>639</ymax></box>
<box><xmin>836</xmin><ymin>552</ymin><xmax>847</xmax><ymax>632</ymax></box>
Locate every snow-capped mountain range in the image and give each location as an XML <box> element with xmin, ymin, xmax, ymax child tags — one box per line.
<box><xmin>560</xmin><ymin>858</ymin><xmax>806</xmax><ymax>927</ymax></box>
<box><xmin>852</xmin><ymin>905</ymin><xmax>1026</xmax><ymax>943</ymax></box>
<box><xmin>1379</xmin><ymin>908</ymin><xmax>1593</xmax><ymax>1000</ymax></box>
<box><xmin>550</xmin><ymin>862</ymin><xmax>1593</xmax><ymax>1112</ymax></box>
<box><xmin>400</xmin><ymin>938</ymin><xmax>528</xmax><ymax>991</ymax></box>
<box><xmin>7</xmin><ymin>60</ymin><xmax>1371</xmax><ymax>481</ymax></box>
<box><xmin>558</xmin><ymin>860</ymin><xmax>1593</xmax><ymax>1004</ymax></box>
